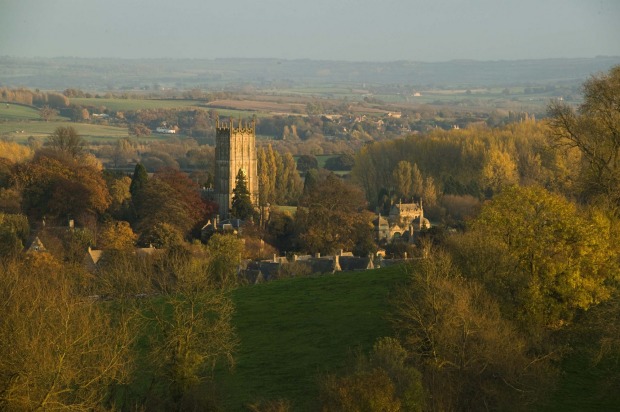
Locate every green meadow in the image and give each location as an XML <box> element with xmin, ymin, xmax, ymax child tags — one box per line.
<box><xmin>219</xmin><ymin>266</ymin><xmax>408</xmax><ymax>411</ymax></box>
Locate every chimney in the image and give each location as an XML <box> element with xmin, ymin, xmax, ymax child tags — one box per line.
<box><xmin>333</xmin><ymin>254</ymin><xmax>341</xmax><ymax>272</ymax></box>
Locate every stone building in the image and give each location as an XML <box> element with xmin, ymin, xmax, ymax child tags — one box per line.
<box><xmin>214</xmin><ymin>117</ymin><xmax>259</xmax><ymax>219</ymax></box>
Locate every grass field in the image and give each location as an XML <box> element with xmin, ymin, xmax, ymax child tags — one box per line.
<box><xmin>0</xmin><ymin>120</ymin><xmax>131</xmax><ymax>143</ymax></box>
<box><xmin>0</xmin><ymin>104</ymin><xmax>41</xmax><ymax>120</ymax></box>
<box><xmin>211</xmin><ymin>265</ymin><xmax>620</xmax><ymax>411</ymax></box>
<box><xmin>218</xmin><ymin>266</ymin><xmax>409</xmax><ymax>411</ymax></box>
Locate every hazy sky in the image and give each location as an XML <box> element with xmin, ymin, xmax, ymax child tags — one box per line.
<box><xmin>1</xmin><ymin>0</ymin><xmax>618</xmax><ymax>61</ymax></box>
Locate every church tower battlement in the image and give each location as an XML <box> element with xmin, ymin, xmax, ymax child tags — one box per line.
<box><xmin>215</xmin><ymin>117</ymin><xmax>258</xmax><ymax>218</ymax></box>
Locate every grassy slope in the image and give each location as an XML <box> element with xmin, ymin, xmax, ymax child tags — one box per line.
<box><xmin>219</xmin><ymin>266</ymin><xmax>409</xmax><ymax>411</ymax></box>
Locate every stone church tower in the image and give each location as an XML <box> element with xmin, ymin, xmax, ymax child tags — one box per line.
<box><xmin>214</xmin><ymin>117</ymin><xmax>258</xmax><ymax>218</ymax></box>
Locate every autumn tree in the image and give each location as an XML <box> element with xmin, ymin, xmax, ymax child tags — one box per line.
<box><xmin>320</xmin><ymin>337</ymin><xmax>424</xmax><ymax>412</ymax></box>
<box><xmin>276</xmin><ymin>152</ymin><xmax>303</xmax><ymax>205</ymax></box>
<box><xmin>394</xmin><ymin>252</ymin><xmax>556</xmax><ymax>411</ymax></box>
<box><xmin>0</xmin><ymin>260</ymin><xmax>134</xmax><ymax>410</ymax></box>
<box><xmin>468</xmin><ymin>185</ymin><xmax>618</xmax><ymax>332</ymax></box>
<box><xmin>0</xmin><ymin>213</ymin><xmax>29</xmax><ymax>259</ymax></box>
<box><xmin>393</xmin><ymin>160</ymin><xmax>413</xmax><ymax>200</ymax></box>
<box><xmin>38</xmin><ymin>105</ymin><xmax>58</xmax><ymax>122</ymax></box>
<box><xmin>45</xmin><ymin>126</ymin><xmax>84</xmax><ymax>158</ymax></box>
<box><xmin>481</xmin><ymin>147</ymin><xmax>519</xmax><ymax>195</ymax></box>
<box><xmin>134</xmin><ymin>174</ymin><xmax>206</xmax><ymax>240</ymax></box>
<box><xmin>296</xmin><ymin>173</ymin><xmax>372</xmax><ymax>255</ymax></box>
<box><xmin>548</xmin><ymin>65</ymin><xmax>620</xmax><ymax>211</ymax></box>
<box><xmin>206</xmin><ymin>233</ymin><xmax>245</xmax><ymax>288</ymax></box>
<box><xmin>142</xmin><ymin>254</ymin><xmax>237</xmax><ymax>409</ymax></box>
<box><xmin>20</xmin><ymin>155</ymin><xmax>111</xmax><ymax>224</ymax></box>
<box><xmin>98</xmin><ymin>220</ymin><xmax>136</xmax><ymax>250</ymax></box>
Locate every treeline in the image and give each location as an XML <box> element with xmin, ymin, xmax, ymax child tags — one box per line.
<box><xmin>0</xmin><ymin>87</ymin><xmax>70</xmax><ymax>108</ymax></box>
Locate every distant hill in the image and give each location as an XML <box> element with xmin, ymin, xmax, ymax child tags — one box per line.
<box><xmin>1</xmin><ymin>56</ymin><xmax>619</xmax><ymax>90</ymax></box>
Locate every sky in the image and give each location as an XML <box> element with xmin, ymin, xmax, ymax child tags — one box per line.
<box><xmin>1</xmin><ymin>0</ymin><xmax>618</xmax><ymax>62</ymax></box>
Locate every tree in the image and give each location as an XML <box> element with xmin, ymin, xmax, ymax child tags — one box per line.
<box><xmin>143</xmin><ymin>256</ymin><xmax>237</xmax><ymax>409</ymax></box>
<box><xmin>207</xmin><ymin>233</ymin><xmax>245</xmax><ymax>288</ymax></box>
<box><xmin>481</xmin><ymin>147</ymin><xmax>519</xmax><ymax>195</ymax></box>
<box><xmin>421</xmin><ymin>176</ymin><xmax>438</xmax><ymax>209</ymax></box>
<box><xmin>548</xmin><ymin>65</ymin><xmax>620</xmax><ymax>210</ymax></box>
<box><xmin>411</xmin><ymin>163</ymin><xmax>424</xmax><ymax>200</ymax></box>
<box><xmin>297</xmin><ymin>154</ymin><xmax>318</xmax><ymax>172</ymax></box>
<box><xmin>276</xmin><ymin>152</ymin><xmax>302</xmax><ymax>205</ymax></box>
<box><xmin>394</xmin><ymin>252</ymin><xmax>556</xmax><ymax>411</ymax></box>
<box><xmin>129</xmin><ymin>123</ymin><xmax>151</xmax><ymax>137</ymax></box>
<box><xmin>296</xmin><ymin>173</ymin><xmax>372</xmax><ymax>254</ymax></box>
<box><xmin>38</xmin><ymin>105</ymin><xmax>57</xmax><ymax>122</ymax></box>
<box><xmin>129</xmin><ymin>163</ymin><xmax>148</xmax><ymax>198</ymax></box>
<box><xmin>98</xmin><ymin>220</ymin><xmax>136</xmax><ymax>250</ymax></box>
<box><xmin>393</xmin><ymin>160</ymin><xmax>413</xmax><ymax>200</ymax></box>
<box><xmin>134</xmin><ymin>178</ymin><xmax>204</xmax><ymax>239</ymax></box>
<box><xmin>231</xmin><ymin>169</ymin><xmax>257</xmax><ymax>221</ymax></box>
<box><xmin>46</xmin><ymin>126</ymin><xmax>84</xmax><ymax>158</ymax></box>
<box><xmin>471</xmin><ymin>185</ymin><xmax>618</xmax><ymax>331</ymax></box>
<box><xmin>0</xmin><ymin>260</ymin><xmax>134</xmax><ymax>410</ymax></box>
<box><xmin>20</xmin><ymin>155</ymin><xmax>111</xmax><ymax>224</ymax></box>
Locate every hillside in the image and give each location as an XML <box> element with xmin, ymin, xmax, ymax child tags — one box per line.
<box><xmin>219</xmin><ymin>266</ymin><xmax>409</xmax><ymax>411</ymax></box>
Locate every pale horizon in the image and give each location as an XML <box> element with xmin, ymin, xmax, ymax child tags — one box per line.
<box><xmin>1</xmin><ymin>0</ymin><xmax>619</xmax><ymax>62</ymax></box>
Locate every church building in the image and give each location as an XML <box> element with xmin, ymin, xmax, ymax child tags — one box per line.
<box><xmin>214</xmin><ymin>117</ymin><xmax>259</xmax><ymax>219</ymax></box>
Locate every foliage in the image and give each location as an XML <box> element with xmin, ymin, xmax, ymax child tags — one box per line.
<box><xmin>45</xmin><ymin>126</ymin><xmax>85</xmax><ymax>158</ymax></box>
<box><xmin>231</xmin><ymin>169</ymin><xmax>257</xmax><ymax>221</ymax></box>
<box><xmin>296</xmin><ymin>154</ymin><xmax>318</xmax><ymax>172</ymax></box>
<box><xmin>320</xmin><ymin>368</ymin><xmax>401</xmax><ymax>411</ymax></box>
<box><xmin>98</xmin><ymin>220</ymin><xmax>136</xmax><ymax>250</ymax></box>
<box><xmin>392</xmin><ymin>160</ymin><xmax>413</xmax><ymax>200</ymax></box>
<box><xmin>0</xmin><ymin>141</ymin><xmax>32</xmax><ymax>163</ymax></box>
<box><xmin>548</xmin><ymin>65</ymin><xmax>620</xmax><ymax>211</ymax></box>
<box><xmin>142</xmin><ymin>256</ymin><xmax>238</xmax><ymax>409</ymax></box>
<box><xmin>207</xmin><ymin>233</ymin><xmax>244</xmax><ymax>288</ymax></box>
<box><xmin>0</xmin><ymin>260</ymin><xmax>134</xmax><ymax>410</ymax></box>
<box><xmin>470</xmin><ymin>186</ymin><xmax>618</xmax><ymax>331</ymax></box>
<box><xmin>320</xmin><ymin>337</ymin><xmax>424</xmax><ymax>412</ymax></box>
<box><xmin>20</xmin><ymin>154</ymin><xmax>111</xmax><ymax>223</ymax></box>
<box><xmin>324</xmin><ymin>153</ymin><xmax>355</xmax><ymax>171</ymax></box>
<box><xmin>129</xmin><ymin>162</ymin><xmax>148</xmax><ymax>198</ymax></box>
<box><xmin>38</xmin><ymin>105</ymin><xmax>58</xmax><ymax>122</ymax></box>
<box><xmin>296</xmin><ymin>173</ymin><xmax>372</xmax><ymax>254</ymax></box>
<box><xmin>394</xmin><ymin>252</ymin><xmax>556</xmax><ymax>411</ymax></box>
<box><xmin>139</xmin><ymin>221</ymin><xmax>185</xmax><ymax>249</ymax></box>
<box><xmin>134</xmin><ymin>170</ymin><xmax>206</xmax><ymax>238</ymax></box>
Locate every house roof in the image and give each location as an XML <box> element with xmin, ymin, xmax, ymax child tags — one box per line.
<box><xmin>26</xmin><ymin>236</ymin><xmax>46</xmax><ymax>252</ymax></box>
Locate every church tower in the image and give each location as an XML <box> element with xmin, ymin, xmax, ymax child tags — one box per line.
<box><xmin>214</xmin><ymin>117</ymin><xmax>258</xmax><ymax>219</ymax></box>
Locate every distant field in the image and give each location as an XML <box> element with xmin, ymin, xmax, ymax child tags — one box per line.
<box><xmin>205</xmin><ymin>99</ymin><xmax>306</xmax><ymax>115</ymax></box>
<box><xmin>0</xmin><ymin>104</ymin><xmax>42</xmax><ymax>121</ymax></box>
<box><xmin>0</xmin><ymin>120</ymin><xmax>130</xmax><ymax>143</ymax></box>
<box><xmin>69</xmin><ymin>98</ymin><xmax>202</xmax><ymax>111</ymax></box>
<box><xmin>219</xmin><ymin>266</ymin><xmax>408</xmax><ymax>411</ymax></box>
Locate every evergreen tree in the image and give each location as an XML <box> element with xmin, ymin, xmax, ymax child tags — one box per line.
<box><xmin>231</xmin><ymin>169</ymin><xmax>256</xmax><ymax>220</ymax></box>
<box><xmin>129</xmin><ymin>163</ymin><xmax>148</xmax><ymax>198</ymax></box>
